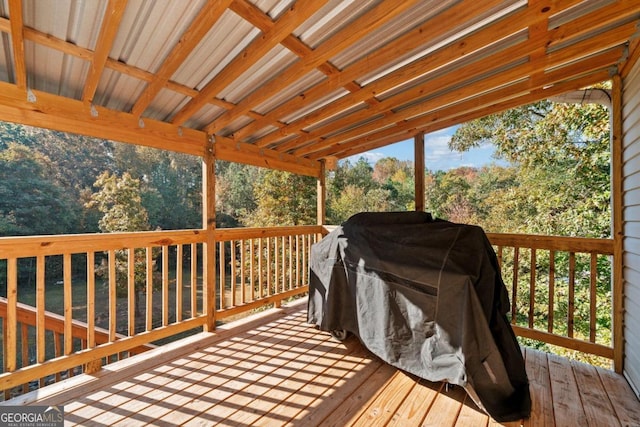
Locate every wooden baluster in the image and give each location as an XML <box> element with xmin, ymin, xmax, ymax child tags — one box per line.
<box><xmin>177</xmin><ymin>244</ymin><xmax>184</xmax><ymax>323</ymax></box>
<box><xmin>548</xmin><ymin>251</ymin><xmax>556</xmax><ymax>334</ymax></box>
<box><xmin>146</xmin><ymin>247</ymin><xmax>153</xmax><ymax>332</ymax></box>
<box><xmin>295</xmin><ymin>235</ymin><xmax>300</xmax><ymax>288</ymax></box>
<box><xmin>288</xmin><ymin>235</ymin><xmax>294</xmax><ymax>291</ymax></box>
<box><xmin>511</xmin><ymin>247</ymin><xmax>519</xmax><ymax>324</ymax></box>
<box><xmin>529</xmin><ymin>249</ymin><xmax>537</xmax><ymax>329</ymax></box>
<box><xmin>267</xmin><ymin>237</ymin><xmax>272</xmax><ymax>297</ymax></box>
<box><xmin>281</xmin><ymin>236</ymin><xmax>286</xmax><ymax>294</ymax></box>
<box><xmin>219</xmin><ymin>241</ymin><xmax>226</xmax><ymax>309</ymax></box>
<box><xmin>274</xmin><ymin>237</ymin><xmax>279</xmax><ymax>297</ymax></box>
<box><xmin>191</xmin><ymin>243</ymin><xmax>197</xmax><ymax>317</ymax></box>
<box><xmin>54</xmin><ymin>332</ymin><xmax>62</xmax><ymax>381</ymax></box>
<box><xmin>87</xmin><ymin>252</ymin><xmax>96</xmax><ymax>349</ymax></box>
<box><xmin>303</xmin><ymin>234</ymin><xmax>309</xmax><ymax>285</ymax></box>
<box><xmin>162</xmin><ymin>245</ymin><xmax>169</xmax><ymax>326</ymax></box>
<box><xmin>241</xmin><ymin>240</ymin><xmax>247</xmax><ymax>305</ymax></box>
<box><xmin>6</xmin><ymin>258</ymin><xmax>18</xmax><ymax>377</ymax></box>
<box><xmin>127</xmin><ymin>248</ymin><xmax>135</xmax><ymax>336</ymax></box>
<box><xmin>231</xmin><ymin>240</ymin><xmax>237</xmax><ymax>308</ymax></box>
<box><xmin>258</xmin><ymin>238</ymin><xmax>264</xmax><ymax>299</ymax></box>
<box><xmin>21</xmin><ymin>323</ymin><xmax>29</xmax><ymax>393</ymax></box>
<box><xmin>36</xmin><ymin>255</ymin><xmax>46</xmax><ymax>363</ymax></box>
<box><xmin>63</xmin><ymin>253</ymin><xmax>73</xmax><ymax>356</ymax></box>
<box><xmin>568</xmin><ymin>252</ymin><xmax>576</xmax><ymax>338</ymax></box>
<box><xmin>108</xmin><ymin>250</ymin><xmax>116</xmax><ymax>342</ymax></box>
<box><xmin>590</xmin><ymin>252</ymin><xmax>598</xmax><ymax>343</ymax></box>
<box><xmin>2</xmin><ymin>315</ymin><xmax>8</xmax><ymax>400</ymax></box>
<box><xmin>496</xmin><ymin>245</ymin><xmax>503</xmax><ymax>268</ymax></box>
<box><xmin>249</xmin><ymin>238</ymin><xmax>255</xmax><ymax>302</ymax></box>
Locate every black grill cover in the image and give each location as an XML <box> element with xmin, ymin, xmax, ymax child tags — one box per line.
<box><xmin>308</xmin><ymin>212</ymin><xmax>531</xmax><ymax>422</ymax></box>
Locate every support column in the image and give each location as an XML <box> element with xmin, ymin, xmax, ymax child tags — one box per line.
<box><xmin>414</xmin><ymin>132</ymin><xmax>425</xmax><ymax>212</ymax></box>
<box><xmin>612</xmin><ymin>73</ymin><xmax>624</xmax><ymax>373</ymax></box>
<box><xmin>203</xmin><ymin>136</ymin><xmax>216</xmax><ymax>332</ymax></box>
<box><xmin>317</xmin><ymin>159</ymin><xmax>326</xmax><ymax>226</ymax></box>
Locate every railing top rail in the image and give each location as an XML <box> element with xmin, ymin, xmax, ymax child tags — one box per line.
<box><xmin>0</xmin><ymin>226</ymin><xmax>325</xmax><ymax>258</ymax></box>
<box><xmin>214</xmin><ymin>225</ymin><xmax>323</xmax><ymax>240</ymax></box>
<box><xmin>0</xmin><ymin>230</ymin><xmax>207</xmax><ymax>258</ymax></box>
<box><xmin>486</xmin><ymin>232</ymin><xmax>614</xmax><ymax>254</ymax></box>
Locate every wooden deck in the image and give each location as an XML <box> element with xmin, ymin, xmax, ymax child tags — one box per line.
<box><xmin>6</xmin><ymin>298</ymin><xmax>640</xmax><ymax>426</ymax></box>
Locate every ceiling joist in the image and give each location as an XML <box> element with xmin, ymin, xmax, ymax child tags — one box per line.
<box><xmin>7</xmin><ymin>0</ymin><xmax>26</xmax><ymax>90</ymax></box>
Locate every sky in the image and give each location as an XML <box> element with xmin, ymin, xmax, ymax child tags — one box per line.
<box><xmin>345</xmin><ymin>126</ymin><xmax>502</xmax><ymax>171</ymax></box>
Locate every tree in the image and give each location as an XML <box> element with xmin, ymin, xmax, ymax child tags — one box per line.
<box><xmin>112</xmin><ymin>145</ymin><xmax>201</xmax><ymax>230</ymax></box>
<box><xmin>86</xmin><ymin>172</ymin><xmax>152</xmax><ymax>315</ymax></box>
<box><xmin>86</xmin><ymin>171</ymin><xmax>150</xmax><ymax>233</ymax></box>
<box><xmin>216</xmin><ymin>161</ymin><xmax>260</xmax><ymax>222</ymax></box>
<box><xmin>244</xmin><ymin>169</ymin><xmax>316</xmax><ymax>227</ymax></box>
<box><xmin>0</xmin><ymin>143</ymin><xmax>78</xmax><ymax>236</ymax></box>
<box><xmin>449</xmin><ymin>97</ymin><xmax>610</xmax><ymax>237</ymax></box>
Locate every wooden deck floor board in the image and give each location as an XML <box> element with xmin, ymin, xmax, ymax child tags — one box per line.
<box><xmin>5</xmin><ymin>299</ymin><xmax>639</xmax><ymax>426</ymax></box>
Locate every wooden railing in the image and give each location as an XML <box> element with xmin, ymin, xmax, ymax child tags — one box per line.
<box><xmin>0</xmin><ymin>226</ymin><xmax>322</xmax><ymax>399</ymax></box>
<box><xmin>215</xmin><ymin>227</ymin><xmax>318</xmax><ymax>320</ymax></box>
<box><xmin>487</xmin><ymin>233</ymin><xmax>615</xmax><ymax>360</ymax></box>
<box><xmin>0</xmin><ymin>227</ymin><xmax>616</xmax><ymax>399</ymax></box>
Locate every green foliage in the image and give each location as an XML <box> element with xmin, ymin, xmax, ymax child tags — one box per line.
<box><xmin>86</xmin><ymin>171</ymin><xmax>150</xmax><ymax>233</ymax></box>
<box><xmin>0</xmin><ymin>143</ymin><xmax>79</xmax><ymax>235</ymax></box>
<box><xmin>243</xmin><ymin>169</ymin><xmax>317</xmax><ymax>227</ymax></box>
<box><xmin>326</xmin><ymin>156</ymin><xmax>414</xmax><ymax>223</ymax></box>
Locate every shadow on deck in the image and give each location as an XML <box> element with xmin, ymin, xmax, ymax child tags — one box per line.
<box><xmin>5</xmin><ymin>298</ymin><xmax>640</xmax><ymax>426</ymax></box>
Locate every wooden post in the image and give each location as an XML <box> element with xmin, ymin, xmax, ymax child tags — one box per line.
<box><xmin>612</xmin><ymin>73</ymin><xmax>624</xmax><ymax>373</ymax></box>
<box><xmin>203</xmin><ymin>135</ymin><xmax>216</xmax><ymax>332</ymax></box>
<box><xmin>414</xmin><ymin>132</ymin><xmax>425</xmax><ymax>211</ymax></box>
<box><xmin>317</xmin><ymin>159</ymin><xmax>326</xmax><ymax>226</ymax></box>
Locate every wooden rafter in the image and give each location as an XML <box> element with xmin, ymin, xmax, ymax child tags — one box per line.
<box><xmin>304</xmin><ymin>45</ymin><xmax>623</xmax><ymax>160</ymax></box>
<box><xmin>232</xmin><ymin>0</ymin><xmax>508</xmax><ymax>144</ymax></box>
<box><xmin>329</xmin><ymin>68</ymin><xmax>613</xmax><ymax>160</ymax></box>
<box><xmin>131</xmin><ymin>0</ymin><xmax>233</xmax><ymax>117</ymax></box>
<box><xmin>82</xmin><ymin>0</ymin><xmax>128</xmax><ymax>104</ymax></box>
<box><xmin>0</xmin><ymin>16</ymin><xmax>264</xmax><ymax>119</ymax></box>
<box><xmin>8</xmin><ymin>0</ymin><xmax>26</xmax><ymax>90</ymax></box>
<box><xmin>252</xmin><ymin>1</ymin><xmax>636</xmax><ymax>158</ymax></box>
<box><xmin>171</xmin><ymin>0</ymin><xmax>329</xmax><ymax>127</ymax></box>
<box><xmin>206</xmin><ymin>0</ymin><xmax>420</xmax><ymax>134</ymax></box>
<box><xmin>291</xmin><ymin>34</ymin><xmax>627</xmax><ymax>159</ymax></box>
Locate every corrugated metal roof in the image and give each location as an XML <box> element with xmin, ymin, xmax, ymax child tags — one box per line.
<box><xmin>0</xmin><ymin>0</ymin><xmax>637</xmax><ymax>168</ymax></box>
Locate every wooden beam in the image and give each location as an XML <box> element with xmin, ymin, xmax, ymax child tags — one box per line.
<box><xmin>82</xmin><ymin>0</ymin><xmax>128</xmax><ymax>104</ymax></box>
<box><xmin>8</xmin><ymin>0</ymin><xmax>26</xmax><ymax>90</ymax></box>
<box><xmin>206</xmin><ymin>0</ymin><xmax>420</xmax><ymax>134</ymax></box>
<box><xmin>238</xmin><ymin>0</ymin><xmax>510</xmax><ymax>144</ymax></box>
<box><xmin>214</xmin><ymin>135</ymin><xmax>321</xmax><ymax>177</ymax></box>
<box><xmin>131</xmin><ymin>0</ymin><xmax>233</xmax><ymax>117</ymax></box>
<box><xmin>0</xmin><ymin>81</ymin><xmax>206</xmax><ymax>157</ymax></box>
<box><xmin>171</xmin><ymin>0</ymin><xmax>329</xmax><ymax>126</ymax></box>
<box><xmin>0</xmin><ymin>81</ymin><xmax>320</xmax><ymax>175</ymax></box>
<box><xmin>612</xmin><ymin>73</ymin><xmax>624</xmax><ymax>374</ymax></box>
<box><xmin>621</xmin><ymin>37</ymin><xmax>640</xmax><ymax>79</ymax></box>
<box><xmin>414</xmin><ymin>132</ymin><xmax>425</xmax><ymax>212</ymax></box>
